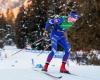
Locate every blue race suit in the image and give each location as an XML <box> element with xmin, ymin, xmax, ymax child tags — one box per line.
<box><xmin>45</xmin><ymin>17</ymin><xmax>71</xmax><ymax>63</ymax></box>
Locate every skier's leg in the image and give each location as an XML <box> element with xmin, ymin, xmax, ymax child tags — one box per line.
<box><xmin>58</xmin><ymin>38</ymin><xmax>71</xmax><ymax>73</ymax></box>
<box><xmin>42</xmin><ymin>37</ymin><xmax>57</xmax><ymax>71</ymax></box>
<box><xmin>46</xmin><ymin>37</ymin><xmax>57</xmax><ymax>63</ymax></box>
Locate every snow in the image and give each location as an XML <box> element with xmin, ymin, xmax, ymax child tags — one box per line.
<box><xmin>0</xmin><ymin>45</ymin><xmax>100</xmax><ymax>80</ymax></box>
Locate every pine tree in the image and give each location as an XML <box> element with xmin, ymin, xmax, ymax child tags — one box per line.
<box><xmin>5</xmin><ymin>8</ymin><xmax>15</xmax><ymax>45</ymax></box>
<box><xmin>0</xmin><ymin>13</ymin><xmax>6</xmax><ymax>48</ymax></box>
<box><xmin>15</xmin><ymin>6</ymin><xmax>26</xmax><ymax>49</ymax></box>
<box><xmin>30</xmin><ymin>0</ymin><xmax>48</xmax><ymax>50</ymax></box>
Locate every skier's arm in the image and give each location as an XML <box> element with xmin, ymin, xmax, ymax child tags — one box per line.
<box><xmin>45</xmin><ymin>17</ymin><xmax>63</xmax><ymax>31</ymax></box>
<box><xmin>44</xmin><ymin>19</ymin><xmax>53</xmax><ymax>37</ymax></box>
<box><xmin>45</xmin><ymin>19</ymin><xmax>53</xmax><ymax>31</ymax></box>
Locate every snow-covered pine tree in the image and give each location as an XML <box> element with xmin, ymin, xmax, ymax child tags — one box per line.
<box><xmin>0</xmin><ymin>13</ymin><xmax>6</xmax><ymax>48</ymax></box>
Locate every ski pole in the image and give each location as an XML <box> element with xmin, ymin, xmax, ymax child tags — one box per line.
<box><xmin>11</xmin><ymin>48</ymin><xmax>25</xmax><ymax>56</ymax></box>
<box><xmin>37</xmin><ymin>44</ymin><xmax>51</xmax><ymax>56</ymax></box>
<box><xmin>10</xmin><ymin>37</ymin><xmax>46</xmax><ymax>57</ymax></box>
<box><xmin>32</xmin><ymin>37</ymin><xmax>45</xmax><ymax>45</ymax></box>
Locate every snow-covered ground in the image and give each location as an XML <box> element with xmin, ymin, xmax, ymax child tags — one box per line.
<box><xmin>0</xmin><ymin>46</ymin><xmax>100</xmax><ymax>80</ymax></box>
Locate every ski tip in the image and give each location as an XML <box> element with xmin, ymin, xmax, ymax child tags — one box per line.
<box><xmin>58</xmin><ymin>76</ymin><xmax>62</xmax><ymax>78</ymax></box>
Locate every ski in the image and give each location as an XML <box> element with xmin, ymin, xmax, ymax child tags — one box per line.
<box><xmin>60</xmin><ymin>71</ymin><xmax>82</xmax><ymax>77</ymax></box>
<box><xmin>43</xmin><ymin>71</ymin><xmax>62</xmax><ymax>79</ymax></box>
<box><xmin>64</xmin><ymin>72</ymin><xmax>80</xmax><ymax>77</ymax></box>
<box><xmin>61</xmin><ymin>72</ymin><xmax>92</xmax><ymax>80</ymax></box>
<box><xmin>34</xmin><ymin>69</ymin><xmax>62</xmax><ymax>79</ymax></box>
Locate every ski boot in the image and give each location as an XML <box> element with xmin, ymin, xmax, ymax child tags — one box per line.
<box><xmin>60</xmin><ymin>62</ymin><xmax>70</xmax><ymax>73</ymax></box>
<box><xmin>42</xmin><ymin>63</ymin><xmax>49</xmax><ymax>72</ymax></box>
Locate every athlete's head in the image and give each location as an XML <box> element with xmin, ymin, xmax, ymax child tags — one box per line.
<box><xmin>68</xmin><ymin>11</ymin><xmax>79</xmax><ymax>23</ymax></box>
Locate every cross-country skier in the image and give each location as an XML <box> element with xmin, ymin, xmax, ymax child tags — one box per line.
<box><xmin>42</xmin><ymin>11</ymin><xmax>79</xmax><ymax>73</ymax></box>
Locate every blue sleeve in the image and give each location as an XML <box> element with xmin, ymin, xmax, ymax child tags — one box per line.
<box><xmin>45</xmin><ymin>19</ymin><xmax>53</xmax><ymax>31</ymax></box>
<box><xmin>45</xmin><ymin>17</ymin><xmax>63</xmax><ymax>31</ymax></box>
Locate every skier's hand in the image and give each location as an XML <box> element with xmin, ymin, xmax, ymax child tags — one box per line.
<box><xmin>43</xmin><ymin>31</ymin><xmax>48</xmax><ymax>37</ymax></box>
